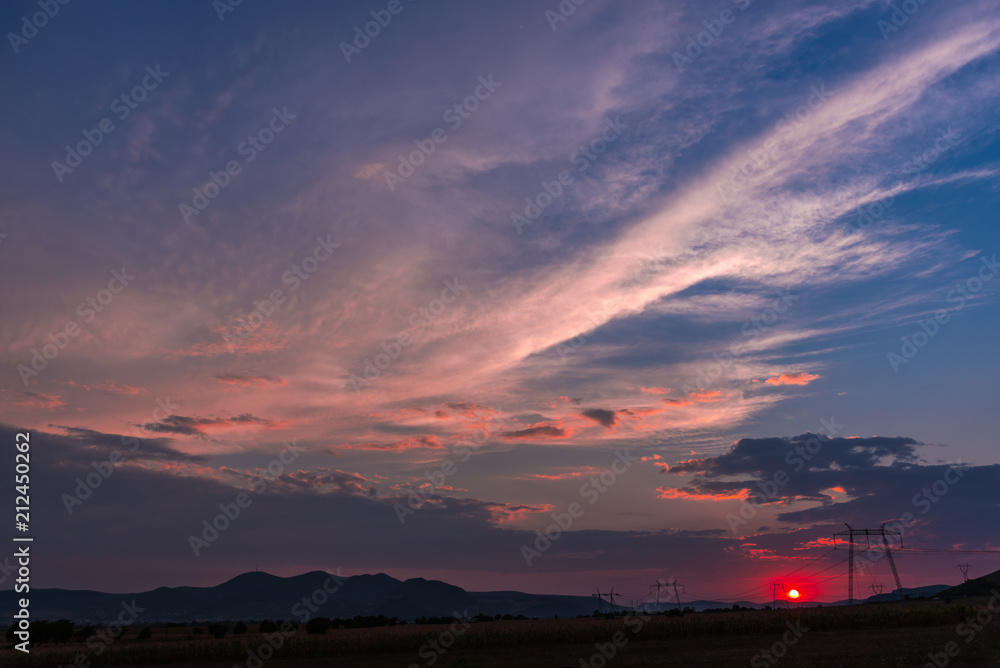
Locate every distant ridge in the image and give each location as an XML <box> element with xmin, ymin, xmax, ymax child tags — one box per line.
<box><xmin>4</xmin><ymin>571</ymin><xmax>971</xmax><ymax>623</ymax></box>
<box><xmin>0</xmin><ymin>571</ymin><xmax>782</xmax><ymax>623</ymax></box>
<box><xmin>0</xmin><ymin>571</ymin><xmax>595</xmax><ymax>623</ymax></box>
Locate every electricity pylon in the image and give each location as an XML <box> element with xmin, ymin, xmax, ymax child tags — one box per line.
<box><xmin>770</xmin><ymin>581</ymin><xmax>790</xmax><ymax>609</ymax></box>
<box><xmin>833</xmin><ymin>523</ymin><xmax>903</xmax><ymax>604</ymax></box>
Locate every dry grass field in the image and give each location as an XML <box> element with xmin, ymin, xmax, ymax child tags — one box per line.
<box><xmin>3</xmin><ymin>598</ymin><xmax>999</xmax><ymax>667</ymax></box>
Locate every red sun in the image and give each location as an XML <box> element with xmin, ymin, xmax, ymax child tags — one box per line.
<box><xmin>788</xmin><ymin>589</ymin><xmax>801</xmax><ymax>599</ymax></box>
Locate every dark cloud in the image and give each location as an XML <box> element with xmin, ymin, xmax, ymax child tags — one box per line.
<box><xmin>671</xmin><ymin>434</ymin><xmax>920</xmax><ymax>478</ymax></box>
<box><xmin>215</xmin><ymin>374</ymin><xmax>286</xmax><ymax>387</ymax></box>
<box><xmin>141</xmin><ymin>413</ymin><xmax>282</xmax><ymax>436</ymax></box>
<box><xmin>49</xmin><ymin>425</ymin><xmax>212</xmax><ymax>463</ymax></box>
<box><xmin>3</xmin><ymin>423</ymin><xmax>996</xmax><ymax>598</ymax></box>
<box><xmin>581</xmin><ymin>408</ymin><xmax>617</xmax><ymax>428</ymax></box>
<box><xmin>500</xmin><ymin>425</ymin><xmax>567</xmax><ymax>440</ymax></box>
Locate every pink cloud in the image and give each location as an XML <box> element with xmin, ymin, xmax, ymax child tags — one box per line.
<box><xmin>657</xmin><ymin>487</ymin><xmax>749</xmax><ymax>501</ymax></box>
<box><xmin>215</xmin><ymin>373</ymin><xmax>288</xmax><ymax>388</ymax></box>
<box><xmin>9</xmin><ymin>391</ymin><xmax>65</xmax><ymax>409</ymax></box>
<box><xmin>764</xmin><ymin>372</ymin><xmax>820</xmax><ymax>386</ymax></box>
<box><xmin>337</xmin><ymin>435</ymin><xmax>444</xmax><ymax>452</ymax></box>
<box><xmin>64</xmin><ymin>380</ymin><xmax>147</xmax><ymax>396</ymax></box>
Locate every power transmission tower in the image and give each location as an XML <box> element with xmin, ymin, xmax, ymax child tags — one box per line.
<box><xmin>592</xmin><ymin>588</ymin><xmax>606</xmax><ymax>614</ymax></box>
<box><xmin>834</xmin><ymin>523</ymin><xmax>903</xmax><ymax>604</ymax></box>
<box><xmin>607</xmin><ymin>587</ymin><xmax>619</xmax><ymax>614</ymax></box>
<box><xmin>670</xmin><ymin>580</ymin><xmax>684</xmax><ymax>606</ymax></box>
<box><xmin>650</xmin><ymin>581</ymin><xmax>664</xmax><ymax>609</ymax></box>
<box><xmin>770</xmin><ymin>581</ymin><xmax>789</xmax><ymax>609</ymax></box>
<box><xmin>870</xmin><ymin>583</ymin><xmax>885</xmax><ymax>603</ymax></box>
<box><xmin>957</xmin><ymin>564</ymin><xmax>971</xmax><ymax>583</ymax></box>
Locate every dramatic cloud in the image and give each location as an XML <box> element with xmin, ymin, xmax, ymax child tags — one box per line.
<box><xmin>1</xmin><ymin>0</ymin><xmax>998</xmax><ymax>599</ymax></box>
<box><xmin>215</xmin><ymin>374</ymin><xmax>288</xmax><ymax>388</ymax></box>
<box><xmin>764</xmin><ymin>373</ymin><xmax>821</xmax><ymax>386</ymax></box>
<box><xmin>500</xmin><ymin>425</ymin><xmax>570</xmax><ymax>440</ymax></box>
<box><xmin>141</xmin><ymin>414</ymin><xmax>287</xmax><ymax>437</ymax></box>
<box><xmin>581</xmin><ymin>408</ymin><xmax>617</xmax><ymax>428</ymax></box>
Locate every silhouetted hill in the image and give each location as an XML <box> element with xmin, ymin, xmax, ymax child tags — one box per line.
<box><xmin>938</xmin><ymin>568</ymin><xmax>1000</xmax><ymax>598</ymax></box>
<box><xmin>0</xmin><ymin>571</ymin><xmax>596</xmax><ymax>623</ymax></box>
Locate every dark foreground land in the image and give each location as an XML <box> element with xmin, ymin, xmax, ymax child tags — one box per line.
<box><xmin>3</xmin><ymin>597</ymin><xmax>999</xmax><ymax>667</ymax></box>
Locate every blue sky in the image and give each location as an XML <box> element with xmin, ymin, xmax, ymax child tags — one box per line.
<box><xmin>1</xmin><ymin>0</ymin><xmax>999</xmax><ymax>602</ymax></box>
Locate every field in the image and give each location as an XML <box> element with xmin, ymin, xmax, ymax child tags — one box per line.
<box><xmin>3</xmin><ymin>598</ymin><xmax>999</xmax><ymax>667</ymax></box>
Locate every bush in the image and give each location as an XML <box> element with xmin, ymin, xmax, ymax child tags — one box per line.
<box><xmin>306</xmin><ymin>617</ymin><xmax>332</xmax><ymax>635</ymax></box>
<box><xmin>207</xmin><ymin>623</ymin><xmax>227</xmax><ymax>639</ymax></box>
<box><xmin>137</xmin><ymin>628</ymin><xmax>152</xmax><ymax>640</ymax></box>
<box><xmin>52</xmin><ymin>620</ymin><xmax>75</xmax><ymax>644</ymax></box>
<box><xmin>259</xmin><ymin>620</ymin><xmax>278</xmax><ymax>633</ymax></box>
<box><xmin>233</xmin><ymin>621</ymin><xmax>248</xmax><ymax>634</ymax></box>
<box><xmin>32</xmin><ymin>620</ymin><xmax>52</xmax><ymax>644</ymax></box>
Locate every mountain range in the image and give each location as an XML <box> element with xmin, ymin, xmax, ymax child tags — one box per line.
<box><xmin>3</xmin><ymin>569</ymin><xmax>988</xmax><ymax>623</ymax></box>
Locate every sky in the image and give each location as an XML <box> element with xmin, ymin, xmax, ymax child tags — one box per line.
<box><xmin>1</xmin><ymin>0</ymin><xmax>999</xmax><ymax>605</ymax></box>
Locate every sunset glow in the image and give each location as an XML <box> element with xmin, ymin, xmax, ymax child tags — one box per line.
<box><xmin>2</xmin><ymin>0</ymin><xmax>999</xmax><ymax>607</ymax></box>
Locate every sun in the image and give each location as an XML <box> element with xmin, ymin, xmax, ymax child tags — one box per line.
<box><xmin>788</xmin><ymin>589</ymin><xmax>800</xmax><ymax>599</ymax></box>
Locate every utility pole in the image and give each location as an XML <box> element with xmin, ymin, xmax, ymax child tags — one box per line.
<box><xmin>957</xmin><ymin>564</ymin><xmax>971</xmax><ymax>583</ymax></box>
<box><xmin>834</xmin><ymin>523</ymin><xmax>903</xmax><ymax>604</ymax></box>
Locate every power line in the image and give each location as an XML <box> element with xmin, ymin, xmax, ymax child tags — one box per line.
<box><xmin>716</xmin><ymin>548</ymin><xmax>839</xmax><ymax>602</ymax></box>
<box><xmin>684</xmin><ymin>553</ymin><xmax>848</xmax><ymax>604</ymax></box>
<box><xmin>897</xmin><ymin>547</ymin><xmax>1000</xmax><ymax>554</ymax></box>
